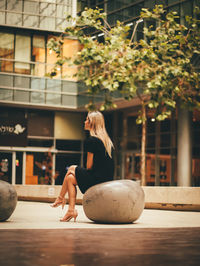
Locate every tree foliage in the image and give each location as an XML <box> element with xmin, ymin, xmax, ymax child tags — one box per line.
<box><xmin>48</xmin><ymin>5</ymin><xmax>200</xmax><ymax>119</ymax></box>
<box><xmin>48</xmin><ymin>5</ymin><xmax>200</xmax><ymax>185</ymax></box>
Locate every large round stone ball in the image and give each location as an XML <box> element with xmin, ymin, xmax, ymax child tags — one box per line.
<box><xmin>83</xmin><ymin>180</ymin><xmax>145</xmax><ymax>224</ymax></box>
<box><xmin>0</xmin><ymin>180</ymin><xmax>18</xmax><ymax>222</ymax></box>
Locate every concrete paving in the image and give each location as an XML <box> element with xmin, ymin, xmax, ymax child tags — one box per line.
<box><xmin>1</xmin><ymin>201</ymin><xmax>200</xmax><ymax>229</ymax></box>
<box><xmin>1</xmin><ymin>201</ymin><xmax>200</xmax><ymax>266</ymax></box>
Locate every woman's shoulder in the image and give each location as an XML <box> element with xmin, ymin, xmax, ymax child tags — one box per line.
<box><xmin>86</xmin><ymin>136</ymin><xmax>103</xmax><ymax>147</ymax></box>
<box><xmin>86</xmin><ymin>136</ymin><xmax>100</xmax><ymax>142</ymax></box>
<box><xmin>85</xmin><ymin>136</ymin><xmax>99</xmax><ymax>145</ymax></box>
<box><xmin>89</xmin><ymin>136</ymin><xmax>101</xmax><ymax>141</ymax></box>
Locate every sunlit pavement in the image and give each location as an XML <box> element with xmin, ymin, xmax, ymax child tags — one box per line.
<box><xmin>1</xmin><ymin>201</ymin><xmax>200</xmax><ymax>266</ymax></box>
<box><xmin>1</xmin><ymin>201</ymin><xmax>200</xmax><ymax>229</ymax></box>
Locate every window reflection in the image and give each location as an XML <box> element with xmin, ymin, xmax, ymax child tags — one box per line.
<box><xmin>1</xmin><ymin>0</ymin><xmax>73</xmax><ymax>31</ymax></box>
<box><xmin>0</xmin><ymin>30</ymin><xmax>80</xmax><ymax>80</ymax></box>
<box><xmin>46</xmin><ymin>35</ymin><xmax>59</xmax><ymax>76</ymax></box>
<box><xmin>62</xmin><ymin>39</ymin><xmax>80</xmax><ymax>80</ymax></box>
<box><xmin>0</xmin><ymin>153</ymin><xmax>12</xmax><ymax>184</ymax></box>
<box><xmin>0</xmin><ymin>33</ymin><xmax>14</xmax><ymax>72</ymax></box>
<box><xmin>32</xmin><ymin>35</ymin><xmax>45</xmax><ymax>76</ymax></box>
<box><xmin>15</xmin><ymin>35</ymin><xmax>31</xmax><ymax>74</ymax></box>
<box><xmin>26</xmin><ymin>151</ymin><xmax>53</xmax><ymax>185</ymax></box>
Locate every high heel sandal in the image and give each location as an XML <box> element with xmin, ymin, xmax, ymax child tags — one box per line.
<box><xmin>50</xmin><ymin>196</ymin><xmax>66</xmax><ymax>209</ymax></box>
<box><xmin>60</xmin><ymin>209</ymin><xmax>78</xmax><ymax>222</ymax></box>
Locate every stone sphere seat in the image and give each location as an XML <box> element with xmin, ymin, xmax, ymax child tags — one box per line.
<box><xmin>83</xmin><ymin>179</ymin><xmax>145</xmax><ymax>224</ymax></box>
<box><xmin>0</xmin><ymin>180</ymin><xmax>18</xmax><ymax>222</ymax></box>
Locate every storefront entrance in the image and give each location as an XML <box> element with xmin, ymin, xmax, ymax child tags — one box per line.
<box><xmin>0</xmin><ymin>152</ymin><xmax>12</xmax><ymax>183</ymax></box>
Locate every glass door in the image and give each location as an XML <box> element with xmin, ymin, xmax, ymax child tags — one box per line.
<box><xmin>0</xmin><ymin>152</ymin><xmax>12</xmax><ymax>183</ymax></box>
<box><xmin>16</xmin><ymin>152</ymin><xmax>23</xmax><ymax>184</ymax></box>
<box><xmin>124</xmin><ymin>152</ymin><xmax>141</xmax><ymax>182</ymax></box>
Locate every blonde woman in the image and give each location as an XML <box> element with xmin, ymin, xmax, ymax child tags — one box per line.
<box><xmin>51</xmin><ymin>111</ymin><xmax>114</xmax><ymax>222</ymax></box>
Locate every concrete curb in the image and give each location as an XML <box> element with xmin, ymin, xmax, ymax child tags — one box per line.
<box><xmin>15</xmin><ymin>185</ymin><xmax>200</xmax><ymax>211</ymax></box>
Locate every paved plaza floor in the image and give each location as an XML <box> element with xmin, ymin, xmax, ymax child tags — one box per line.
<box><xmin>0</xmin><ymin>201</ymin><xmax>200</xmax><ymax>265</ymax></box>
<box><xmin>1</xmin><ymin>201</ymin><xmax>200</xmax><ymax>229</ymax></box>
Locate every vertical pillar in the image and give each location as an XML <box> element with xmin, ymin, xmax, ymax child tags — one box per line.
<box><xmin>72</xmin><ymin>0</ymin><xmax>77</xmax><ymax>20</ymax></box>
<box><xmin>22</xmin><ymin>152</ymin><xmax>26</xmax><ymax>185</ymax></box>
<box><xmin>52</xmin><ymin>152</ymin><xmax>55</xmax><ymax>186</ymax></box>
<box><xmin>177</xmin><ymin>106</ymin><xmax>192</xmax><ymax>186</ymax></box>
<box><xmin>12</xmin><ymin>152</ymin><xmax>16</xmax><ymax>185</ymax></box>
<box><xmin>155</xmin><ymin>121</ymin><xmax>160</xmax><ymax>186</ymax></box>
<box><xmin>113</xmin><ymin>112</ymin><xmax>118</xmax><ymax>179</ymax></box>
<box><xmin>170</xmin><ymin>111</ymin><xmax>176</xmax><ymax>186</ymax></box>
<box><xmin>121</xmin><ymin>113</ymin><xmax>128</xmax><ymax>179</ymax></box>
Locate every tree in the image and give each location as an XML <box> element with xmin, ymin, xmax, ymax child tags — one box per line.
<box><xmin>48</xmin><ymin>5</ymin><xmax>200</xmax><ymax>185</ymax></box>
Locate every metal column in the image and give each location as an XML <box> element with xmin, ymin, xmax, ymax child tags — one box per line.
<box><xmin>177</xmin><ymin>106</ymin><xmax>192</xmax><ymax>186</ymax></box>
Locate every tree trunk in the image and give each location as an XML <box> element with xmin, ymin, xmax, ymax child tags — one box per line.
<box><xmin>140</xmin><ymin>103</ymin><xmax>147</xmax><ymax>186</ymax></box>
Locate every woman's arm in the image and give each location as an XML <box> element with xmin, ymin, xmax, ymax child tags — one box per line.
<box><xmin>87</xmin><ymin>152</ymin><xmax>94</xmax><ymax>169</ymax></box>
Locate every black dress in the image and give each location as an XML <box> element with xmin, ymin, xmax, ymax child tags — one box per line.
<box><xmin>75</xmin><ymin>136</ymin><xmax>114</xmax><ymax>194</ymax></box>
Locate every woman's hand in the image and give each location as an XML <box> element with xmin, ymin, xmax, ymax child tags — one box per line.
<box><xmin>87</xmin><ymin>152</ymin><xmax>93</xmax><ymax>169</ymax></box>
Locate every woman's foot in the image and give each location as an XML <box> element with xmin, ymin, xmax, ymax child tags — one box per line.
<box><xmin>50</xmin><ymin>196</ymin><xmax>66</xmax><ymax>209</ymax></box>
<box><xmin>60</xmin><ymin>209</ymin><xmax>78</xmax><ymax>222</ymax></box>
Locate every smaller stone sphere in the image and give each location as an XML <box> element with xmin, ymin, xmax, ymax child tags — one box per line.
<box><xmin>0</xmin><ymin>180</ymin><xmax>18</xmax><ymax>222</ymax></box>
<box><xmin>83</xmin><ymin>180</ymin><xmax>145</xmax><ymax>224</ymax></box>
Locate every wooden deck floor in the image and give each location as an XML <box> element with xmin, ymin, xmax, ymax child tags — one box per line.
<box><xmin>1</xmin><ymin>228</ymin><xmax>200</xmax><ymax>266</ymax></box>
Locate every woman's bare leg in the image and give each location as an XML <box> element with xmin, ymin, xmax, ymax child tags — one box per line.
<box><xmin>66</xmin><ymin>174</ymin><xmax>77</xmax><ymax>210</ymax></box>
<box><xmin>58</xmin><ymin>165</ymin><xmax>77</xmax><ymax>198</ymax></box>
<box><xmin>51</xmin><ymin>165</ymin><xmax>77</xmax><ymax>209</ymax></box>
<box><xmin>60</xmin><ymin>166</ymin><xmax>78</xmax><ymax>222</ymax></box>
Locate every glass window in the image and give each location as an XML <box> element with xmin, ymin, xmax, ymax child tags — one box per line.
<box><xmin>32</xmin><ymin>35</ymin><xmax>45</xmax><ymax>76</ymax></box>
<box><xmin>55</xmin><ymin>153</ymin><xmax>81</xmax><ymax>185</ymax></box>
<box><xmin>62</xmin><ymin>95</ymin><xmax>77</xmax><ymax>107</ymax></box>
<box><xmin>0</xmin><ymin>33</ymin><xmax>14</xmax><ymax>72</ymax></box>
<box><xmin>0</xmin><ymin>11</ymin><xmax>5</xmax><ymax>24</ymax></box>
<box><xmin>57</xmin><ymin>0</ymin><xmax>65</xmax><ymax>4</ymax></box>
<box><xmin>7</xmin><ymin>12</ymin><xmax>22</xmax><ymax>26</ymax></box>
<box><xmin>46</xmin><ymin>35</ymin><xmax>58</xmax><ymax>74</ymax></box>
<box><xmin>15</xmin><ymin>35</ymin><xmax>31</xmax><ymax>74</ymax></box>
<box><xmin>56</xmin><ymin>18</ymin><xmax>66</xmax><ymax>28</ymax></box>
<box><xmin>32</xmin><ymin>35</ymin><xmax>45</xmax><ymax>62</ymax></box>
<box><xmin>0</xmin><ymin>152</ymin><xmax>12</xmax><ymax>184</ymax></box>
<box><xmin>181</xmin><ymin>1</ymin><xmax>193</xmax><ymax>23</ymax></box>
<box><xmin>57</xmin><ymin>4</ymin><xmax>71</xmax><ymax>17</ymax></box>
<box><xmin>16</xmin><ymin>152</ymin><xmax>23</xmax><ymax>184</ymax></box>
<box><xmin>27</xmin><ymin>111</ymin><xmax>54</xmax><ymax>137</ymax></box>
<box><xmin>156</xmin><ymin>0</ymin><xmax>167</xmax><ymax>5</ymax></box>
<box><xmin>13</xmin><ymin>90</ymin><xmax>29</xmax><ymax>102</ymax></box>
<box><xmin>56</xmin><ymin>139</ymin><xmax>81</xmax><ymax>151</ymax></box>
<box><xmin>30</xmin><ymin>77</ymin><xmax>45</xmax><ymax>103</ymax></box>
<box><xmin>42</xmin><ymin>0</ymin><xmax>56</xmax><ymax>3</ymax></box>
<box><xmin>7</xmin><ymin>0</ymin><xmax>22</xmax><ymax>11</ymax></box>
<box><xmin>130</xmin><ymin>4</ymin><xmax>142</xmax><ymax>18</ymax></box>
<box><xmin>40</xmin><ymin>2</ymin><xmax>55</xmax><ymax>16</ymax></box>
<box><xmin>46</xmin><ymin>79</ymin><xmax>61</xmax><ymax>105</ymax></box>
<box><xmin>23</xmin><ymin>15</ymin><xmax>39</xmax><ymax>28</ymax></box>
<box><xmin>14</xmin><ymin>76</ymin><xmax>30</xmax><ymax>88</ymax></box>
<box><xmin>28</xmin><ymin>139</ymin><xmax>53</xmax><ymax>147</ymax></box>
<box><xmin>144</xmin><ymin>0</ymin><xmax>156</xmax><ymax>8</ymax></box>
<box><xmin>168</xmin><ymin>4</ymin><xmax>180</xmax><ymax>17</ymax></box>
<box><xmin>24</xmin><ymin>0</ymin><xmax>39</xmax><ymax>14</ymax></box>
<box><xmin>136</xmin><ymin>23</ymin><xmax>144</xmax><ymax>41</ymax></box>
<box><xmin>26</xmin><ymin>151</ymin><xmax>53</xmax><ymax>185</ymax></box>
<box><xmin>0</xmin><ymin>74</ymin><xmax>13</xmax><ymax>87</ymax></box>
<box><xmin>0</xmin><ymin>0</ymin><xmax>6</xmax><ymax>10</ymax></box>
<box><xmin>40</xmin><ymin>17</ymin><xmax>55</xmax><ymax>31</ymax></box>
<box><xmin>0</xmin><ymin>88</ymin><xmax>13</xmax><ymax>101</ymax></box>
<box><xmin>13</xmin><ymin>76</ymin><xmax>30</xmax><ymax>102</ymax></box>
<box><xmin>62</xmin><ymin>39</ymin><xmax>80</xmax><ymax>80</ymax></box>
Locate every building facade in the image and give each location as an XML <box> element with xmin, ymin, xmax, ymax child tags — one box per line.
<box><xmin>0</xmin><ymin>0</ymin><xmax>88</xmax><ymax>186</ymax></box>
<box><xmin>0</xmin><ymin>0</ymin><xmax>199</xmax><ymax>187</ymax></box>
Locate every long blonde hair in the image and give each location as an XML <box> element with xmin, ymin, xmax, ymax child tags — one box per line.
<box><xmin>87</xmin><ymin>111</ymin><xmax>114</xmax><ymax>158</ymax></box>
